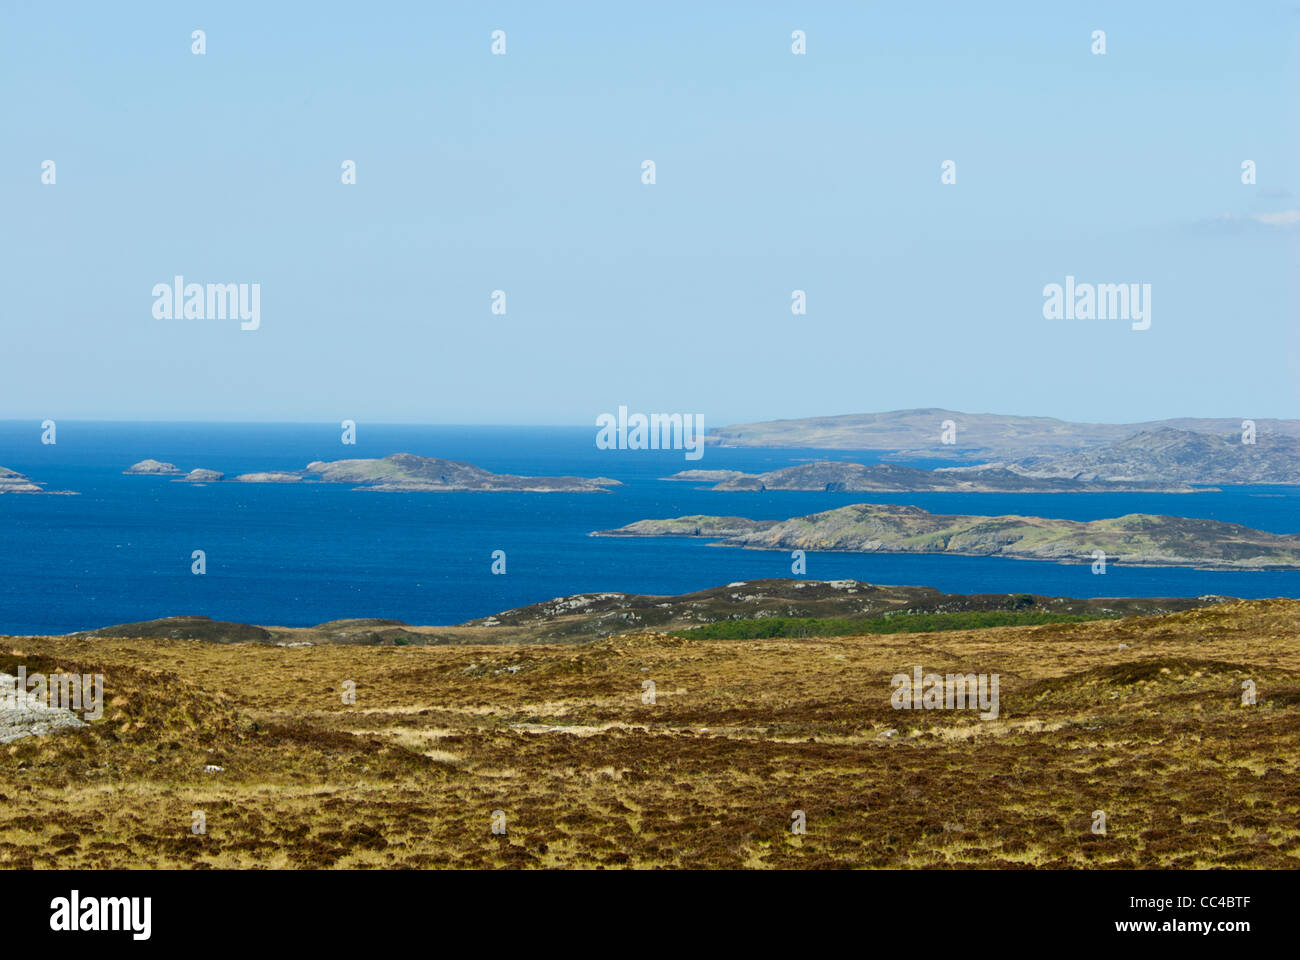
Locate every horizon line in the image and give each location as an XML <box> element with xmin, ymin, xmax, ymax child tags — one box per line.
<box><xmin>2</xmin><ymin>408</ymin><xmax>1300</xmax><ymax>426</ymax></box>
<box><xmin>2</xmin><ymin>410</ymin><xmax>1299</xmax><ymax>428</ymax></box>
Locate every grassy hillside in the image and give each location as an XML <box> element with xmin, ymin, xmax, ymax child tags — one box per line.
<box><xmin>65</xmin><ymin>581</ymin><xmax>1225</xmax><ymax>645</ymax></box>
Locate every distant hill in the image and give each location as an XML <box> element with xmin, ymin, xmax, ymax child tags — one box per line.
<box><xmin>72</xmin><ymin>616</ymin><xmax>273</xmax><ymax>643</ymax></box>
<box><xmin>52</xmin><ymin>581</ymin><xmax>1227</xmax><ymax>646</ymax></box>
<box><xmin>966</xmin><ymin>428</ymin><xmax>1300</xmax><ymax>485</ymax></box>
<box><xmin>594</xmin><ymin>503</ymin><xmax>1300</xmax><ymax>569</ymax></box>
<box><xmin>707</xmin><ymin>408</ymin><xmax>1300</xmax><ymax>461</ymax></box>
<box><xmin>664</xmin><ymin>460</ymin><xmax>1203</xmax><ymax>493</ymax></box>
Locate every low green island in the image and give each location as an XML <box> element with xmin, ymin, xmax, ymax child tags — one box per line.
<box><xmin>593</xmin><ymin>502</ymin><xmax>1300</xmax><ymax>570</ymax></box>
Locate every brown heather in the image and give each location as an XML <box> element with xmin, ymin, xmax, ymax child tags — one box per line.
<box><xmin>2</xmin><ymin>598</ymin><xmax>1298</xmax><ymax>869</ymax></box>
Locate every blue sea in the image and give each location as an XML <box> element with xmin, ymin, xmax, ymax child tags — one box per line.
<box><xmin>1</xmin><ymin>421</ymin><xmax>1298</xmax><ymax>636</ymax></box>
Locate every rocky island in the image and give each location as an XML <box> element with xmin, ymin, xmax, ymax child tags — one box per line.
<box><xmin>232</xmin><ymin>472</ymin><xmax>303</xmax><ymax>483</ymax></box>
<box><xmin>0</xmin><ymin>467</ymin><xmax>47</xmax><ymax>494</ymax></box>
<box><xmin>0</xmin><ymin>466</ymin><xmax>75</xmax><ymax>495</ymax></box>
<box><xmin>298</xmin><ymin>454</ymin><xmax>620</xmax><ymax>492</ymax></box>
<box><xmin>123</xmin><ymin>459</ymin><xmax>185</xmax><ymax>476</ymax></box>
<box><xmin>125</xmin><ymin>453</ymin><xmax>621</xmax><ymax>493</ymax></box>
<box><xmin>125</xmin><ymin>460</ymin><xmax>224</xmax><ymax>482</ymax></box>
<box><xmin>593</xmin><ymin>503</ymin><xmax>1300</xmax><ymax>570</ymax></box>
<box><xmin>660</xmin><ymin>469</ymin><xmax>749</xmax><ymax>484</ymax></box>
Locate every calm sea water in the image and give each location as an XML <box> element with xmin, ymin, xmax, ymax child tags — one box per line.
<box><xmin>1</xmin><ymin>421</ymin><xmax>1297</xmax><ymax>635</ymax></box>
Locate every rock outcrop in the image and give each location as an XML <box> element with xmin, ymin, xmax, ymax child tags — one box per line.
<box><xmin>0</xmin><ymin>672</ymin><xmax>87</xmax><ymax>744</ymax></box>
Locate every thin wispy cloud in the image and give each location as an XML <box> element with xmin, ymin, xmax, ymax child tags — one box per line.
<box><xmin>1190</xmin><ymin>210</ymin><xmax>1300</xmax><ymax>233</ymax></box>
<box><xmin>1252</xmin><ymin>210</ymin><xmax>1300</xmax><ymax>227</ymax></box>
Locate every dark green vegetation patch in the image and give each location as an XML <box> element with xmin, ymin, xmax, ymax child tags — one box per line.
<box><xmin>673</xmin><ymin>609</ymin><xmax>1117</xmax><ymax>640</ymax></box>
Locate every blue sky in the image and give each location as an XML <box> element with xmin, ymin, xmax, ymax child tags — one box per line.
<box><xmin>2</xmin><ymin>1</ymin><xmax>1297</xmax><ymax>425</ymax></box>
